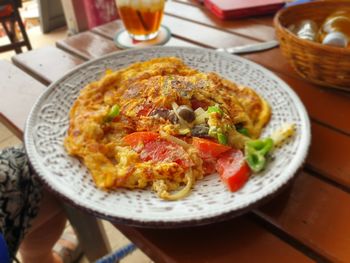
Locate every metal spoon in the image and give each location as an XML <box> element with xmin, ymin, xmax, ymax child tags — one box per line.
<box><xmin>216</xmin><ymin>40</ymin><xmax>279</xmax><ymax>54</ymax></box>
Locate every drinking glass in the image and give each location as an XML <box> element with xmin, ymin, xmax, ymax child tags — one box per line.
<box><xmin>116</xmin><ymin>0</ymin><xmax>165</xmax><ymax>41</ymax></box>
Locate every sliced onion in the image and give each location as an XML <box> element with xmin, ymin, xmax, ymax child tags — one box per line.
<box><xmin>157</xmin><ymin>170</ymin><xmax>194</xmax><ymax>201</ymax></box>
<box><xmin>194</xmin><ymin>107</ymin><xmax>206</xmax><ymax>116</ymax></box>
<box><xmin>159</xmin><ymin>130</ymin><xmax>191</xmax><ymax>149</ymax></box>
<box><xmin>270</xmin><ymin>123</ymin><xmax>295</xmax><ymax>147</ymax></box>
<box><xmin>194</xmin><ymin>112</ymin><xmax>208</xmax><ymax>125</ymax></box>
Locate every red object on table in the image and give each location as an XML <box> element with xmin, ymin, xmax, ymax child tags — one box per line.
<box><xmin>83</xmin><ymin>0</ymin><xmax>119</xmax><ymax>28</ymax></box>
<box><xmin>204</xmin><ymin>0</ymin><xmax>285</xmax><ymax>19</ymax></box>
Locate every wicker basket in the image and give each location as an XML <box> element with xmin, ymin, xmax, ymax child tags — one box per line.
<box><xmin>274</xmin><ymin>1</ymin><xmax>350</xmax><ymax>91</ymax></box>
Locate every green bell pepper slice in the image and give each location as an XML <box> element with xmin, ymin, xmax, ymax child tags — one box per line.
<box><xmin>105</xmin><ymin>104</ymin><xmax>120</xmax><ymax>122</ymax></box>
<box><xmin>207</xmin><ymin>104</ymin><xmax>223</xmax><ymax>115</ymax></box>
<box><xmin>217</xmin><ymin>132</ymin><xmax>228</xmax><ymax>145</ymax></box>
<box><xmin>245</xmin><ymin>138</ymin><xmax>273</xmax><ymax>172</ymax></box>
<box><xmin>237</xmin><ymin>127</ymin><xmax>249</xmax><ymax>137</ymax></box>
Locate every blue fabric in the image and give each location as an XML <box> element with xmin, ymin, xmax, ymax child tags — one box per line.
<box><xmin>95</xmin><ymin>243</ymin><xmax>137</xmax><ymax>263</ymax></box>
<box><xmin>0</xmin><ymin>233</ymin><xmax>10</xmax><ymax>263</ymax></box>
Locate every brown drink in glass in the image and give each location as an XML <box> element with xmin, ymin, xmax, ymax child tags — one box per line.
<box><xmin>116</xmin><ymin>0</ymin><xmax>165</xmax><ymax>41</ymax></box>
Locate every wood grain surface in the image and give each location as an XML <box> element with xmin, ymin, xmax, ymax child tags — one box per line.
<box><xmin>258</xmin><ymin>172</ymin><xmax>350</xmax><ymax>262</ymax></box>
<box><xmin>2</xmin><ymin>1</ymin><xmax>350</xmax><ymax>262</ymax></box>
<box><xmin>0</xmin><ymin>61</ymin><xmax>45</xmax><ymax>137</ymax></box>
<box><xmin>117</xmin><ymin>215</ymin><xmax>313</xmax><ymax>263</ymax></box>
<box><xmin>57</xmin><ymin>31</ymin><xmax>120</xmax><ymax>60</ymax></box>
<box><xmin>165</xmin><ymin>1</ymin><xmax>276</xmax><ymax>42</ymax></box>
<box><xmin>12</xmin><ymin>46</ymin><xmax>84</xmax><ymax>85</ymax></box>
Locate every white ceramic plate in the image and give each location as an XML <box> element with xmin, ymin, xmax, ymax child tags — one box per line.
<box><xmin>25</xmin><ymin>47</ymin><xmax>311</xmax><ymax>227</ymax></box>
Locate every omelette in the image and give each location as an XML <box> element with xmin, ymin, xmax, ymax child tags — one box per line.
<box><xmin>64</xmin><ymin>57</ymin><xmax>271</xmax><ymax>200</ymax></box>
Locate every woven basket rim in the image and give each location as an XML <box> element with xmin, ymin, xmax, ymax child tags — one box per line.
<box><xmin>274</xmin><ymin>0</ymin><xmax>350</xmax><ymax>55</ymax></box>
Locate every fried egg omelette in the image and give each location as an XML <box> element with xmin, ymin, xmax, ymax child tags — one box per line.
<box><xmin>64</xmin><ymin>57</ymin><xmax>271</xmax><ymax>200</ymax></box>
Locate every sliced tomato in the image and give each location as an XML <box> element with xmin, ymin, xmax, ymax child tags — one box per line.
<box><xmin>202</xmin><ymin>158</ymin><xmax>217</xmax><ymax>175</ymax></box>
<box><xmin>192</xmin><ymin>137</ymin><xmax>231</xmax><ymax>159</ymax></box>
<box><xmin>192</xmin><ymin>137</ymin><xmax>231</xmax><ymax>175</ymax></box>
<box><xmin>123</xmin><ymin>132</ymin><xmax>191</xmax><ymax>168</ymax></box>
<box><xmin>141</xmin><ymin>140</ymin><xmax>191</xmax><ymax>168</ymax></box>
<box><xmin>123</xmin><ymin>132</ymin><xmax>159</xmax><ymax>147</ymax></box>
<box><xmin>137</xmin><ymin>104</ymin><xmax>153</xmax><ymax>117</ymax></box>
<box><xmin>216</xmin><ymin>149</ymin><xmax>250</xmax><ymax>192</ymax></box>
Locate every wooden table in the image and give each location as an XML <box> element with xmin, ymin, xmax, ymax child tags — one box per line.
<box><xmin>1</xmin><ymin>1</ymin><xmax>350</xmax><ymax>262</ymax></box>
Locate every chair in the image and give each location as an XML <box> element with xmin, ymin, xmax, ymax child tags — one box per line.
<box><xmin>0</xmin><ymin>0</ymin><xmax>31</xmax><ymax>54</ymax></box>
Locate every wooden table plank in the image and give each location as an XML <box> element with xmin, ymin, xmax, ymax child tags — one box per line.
<box><xmin>5</xmin><ymin>47</ymin><xmax>316</xmax><ymax>263</ymax></box>
<box><xmin>93</xmin><ymin>17</ymin><xmax>255</xmax><ymax>49</ymax></box>
<box><xmin>116</xmin><ymin>215</ymin><xmax>313</xmax><ymax>263</ymax></box>
<box><xmin>9</xmin><ymin>18</ymin><xmax>350</xmax><ymax>262</ymax></box>
<box><xmin>248</xmin><ymin>16</ymin><xmax>275</xmax><ymax>27</ymax></box>
<box><xmin>165</xmin><ymin>1</ymin><xmax>275</xmax><ymax>42</ymax></box>
<box><xmin>166</xmin><ymin>37</ymin><xmax>201</xmax><ymax>47</ymax></box>
<box><xmin>0</xmin><ymin>60</ymin><xmax>45</xmax><ymax>138</ymax></box>
<box><xmin>56</xmin><ymin>31</ymin><xmax>120</xmax><ymax>60</ymax></box>
<box><xmin>11</xmin><ymin>46</ymin><xmax>84</xmax><ymax>85</ymax></box>
<box><xmin>256</xmin><ymin>172</ymin><xmax>350</xmax><ymax>263</ymax></box>
<box><xmin>243</xmin><ymin>48</ymin><xmax>294</xmax><ymax>76</ymax></box>
<box><xmin>91</xmin><ymin>20</ymin><xmax>201</xmax><ymax>48</ymax></box>
<box><xmin>91</xmin><ymin>20</ymin><xmax>124</xmax><ymax>39</ymax></box>
<box><xmin>162</xmin><ymin>15</ymin><xmax>258</xmax><ymax>48</ymax></box>
<box><xmin>272</xmin><ymin>71</ymin><xmax>350</xmax><ymax>135</ymax></box>
<box><xmin>55</xmin><ymin>30</ymin><xmax>200</xmax><ymax>72</ymax></box>
<box><xmin>307</xmin><ymin>122</ymin><xmax>350</xmax><ymax>188</ymax></box>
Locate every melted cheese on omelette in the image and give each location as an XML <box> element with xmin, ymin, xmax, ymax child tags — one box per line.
<box><xmin>64</xmin><ymin>57</ymin><xmax>271</xmax><ymax>200</ymax></box>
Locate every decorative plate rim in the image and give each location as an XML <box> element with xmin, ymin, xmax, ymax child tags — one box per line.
<box><xmin>24</xmin><ymin>46</ymin><xmax>311</xmax><ymax>228</ymax></box>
